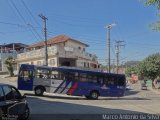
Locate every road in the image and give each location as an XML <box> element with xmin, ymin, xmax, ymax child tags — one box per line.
<box><xmin>0</xmin><ymin>76</ymin><xmax>160</xmax><ymax>120</ymax></box>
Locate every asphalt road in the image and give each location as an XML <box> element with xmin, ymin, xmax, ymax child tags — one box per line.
<box><xmin>0</xmin><ymin>76</ymin><xmax>160</xmax><ymax>120</ymax></box>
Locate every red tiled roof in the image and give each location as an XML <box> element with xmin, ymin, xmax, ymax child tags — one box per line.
<box><xmin>27</xmin><ymin>34</ymin><xmax>88</xmax><ymax>48</ymax></box>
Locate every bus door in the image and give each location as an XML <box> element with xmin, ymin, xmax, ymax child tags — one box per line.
<box><xmin>99</xmin><ymin>75</ymin><xmax>110</xmax><ymax>96</ymax></box>
<box><xmin>117</xmin><ymin>75</ymin><xmax>126</xmax><ymax>96</ymax></box>
<box><xmin>18</xmin><ymin>67</ymin><xmax>34</xmax><ymax>90</ymax></box>
<box><xmin>106</xmin><ymin>75</ymin><xmax>118</xmax><ymax>97</ymax></box>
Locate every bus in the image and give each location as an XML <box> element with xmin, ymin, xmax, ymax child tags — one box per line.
<box><xmin>17</xmin><ymin>64</ymin><xmax>126</xmax><ymax>99</ymax></box>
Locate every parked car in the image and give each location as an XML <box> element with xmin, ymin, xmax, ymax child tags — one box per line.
<box><xmin>0</xmin><ymin>84</ymin><xmax>30</xmax><ymax>120</ymax></box>
<box><xmin>141</xmin><ymin>83</ymin><xmax>147</xmax><ymax>90</ymax></box>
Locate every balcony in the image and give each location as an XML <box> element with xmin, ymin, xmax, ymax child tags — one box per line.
<box><xmin>17</xmin><ymin>46</ymin><xmax>58</xmax><ymax>61</ymax></box>
<box><xmin>17</xmin><ymin>45</ymin><xmax>98</xmax><ymax>62</ymax></box>
<box><xmin>58</xmin><ymin>46</ymin><xmax>98</xmax><ymax>61</ymax></box>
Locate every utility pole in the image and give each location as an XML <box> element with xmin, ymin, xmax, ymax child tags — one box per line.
<box><xmin>105</xmin><ymin>23</ymin><xmax>116</xmax><ymax>72</ymax></box>
<box><xmin>39</xmin><ymin>14</ymin><xmax>48</xmax><ymax>66</ymax></box>
<box><xmin>115</xmin><ymin>41</ymin><xmax>125</xmax><ymax>74</ymax></box>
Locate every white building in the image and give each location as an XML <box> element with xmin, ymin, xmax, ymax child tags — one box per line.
<box><xmin>0</xmin><ymin>43</ymin><xmax>28</xmax><ymax>73</ymax></box>
<box><xmin>17</xmin><ymin>35</ymin><xmax>100</xmax><ymax>70</ymax></box>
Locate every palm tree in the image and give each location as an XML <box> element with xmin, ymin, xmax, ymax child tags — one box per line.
<box><xmin>4</xmin><ymin>57</ymin><xmax>14</xmax><ymax>77</ymax></box>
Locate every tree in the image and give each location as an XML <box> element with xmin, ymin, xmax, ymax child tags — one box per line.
<box><xmin>4</xmin><ymin>57</ymin><xmax>14</xmax><ymax>77</ymax></box>
<box><xmin>125</xmin><ymin>66</ymin><xmax>138</xmax><ymax>77</ymax></box>
<box><xmin>145</xmin><ymin>0</ymin><xmax>160</xmax><ymax>31</ymax></box>
<box><xmin>137</xmin><ymin>53</ymin><xmax>160</xmax><ymax>88</ymax></box>
<box><xmin>145</xmin><ymin>0</ymin><xmax>160</xmax><ymax>9</ymax></box>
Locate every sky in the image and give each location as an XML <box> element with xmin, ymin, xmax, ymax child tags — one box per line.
<box><xmin>0</xmin><ymin>0</ymin><xmax>160</xmax><ymax>65</ymax></box>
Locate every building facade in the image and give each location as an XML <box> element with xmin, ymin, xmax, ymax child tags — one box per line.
<box><xmin>0</xmin><ymin>43</ymin><xmax>28</xmax><ymax>73</ymax></box>
<box><xmin>16</xmin><ymin>35</ymin><xmax>100</xmax><ymax>70</ymax></box>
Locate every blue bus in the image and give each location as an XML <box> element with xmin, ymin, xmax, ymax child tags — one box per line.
<box><xmin>17</xmin><ymin>64</ymin><xmax>126</xmax><ymax>99</ymax></box>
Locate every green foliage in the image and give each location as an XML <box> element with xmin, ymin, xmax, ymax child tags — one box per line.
<box><xmin>4</xmin><ymin>57</ymin><xmax>14</xmax><ymax>77</ymax></box>
<box><xmin>137</xmin><ymin>53</ymin><xmax>160</xmax><ymax>80</ymax></box>
<box><xmin>125</xmin><ymin>66</ymin><xmax>138</xmax><ymax>77</ymax></box>
<box><xmin>145</xmin><ymin>0</ymin><xmax>160</xmax><ymax>31</ymax></box>
<box><xmin>145</xmin><ymin>0</ymin><xmax>160</xmax><ymax>9</ymax></box>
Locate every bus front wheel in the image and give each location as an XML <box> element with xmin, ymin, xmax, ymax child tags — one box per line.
<box><xmin>90</xmin><ymin>91</ymin><xmax>99</xmax><ymax>100</ymax></box>
<box><xmin>35</xmin><ymin>87</ymin><xmax>44</xmax><ymax>96</ymax></box>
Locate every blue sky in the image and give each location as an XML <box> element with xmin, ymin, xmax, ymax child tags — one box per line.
<box><xmin>0</xmin><ymin>0</ymin><xmax>160</xmax><ymax>65</ymax></box>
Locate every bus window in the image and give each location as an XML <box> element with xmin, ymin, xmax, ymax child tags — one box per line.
<box><xmin>68</xmin><ymin>72</ymin><xmax>75</xmax><ymax>81</ymax></box>
<box><xmin>19</xmin><ymin>69</ymin><xmax>33</xmax><ymax>81</ymax></box>
<box><xmin>88</xmin><ymin>75</ymin><xmax>97</xmax><ymax>83</ymax></box>
<box><xmin>103</xmin><ymin>76</ymin><xmax>109</xmax><ymax>85</ymax></box>
<box><xmin>79</xmin><ymin>73</ymin><xmax>87</xmax><ymax>82</ymax></box>
<box><xmin>108</xmin><ymin>75</ymin><xmax>117</xmax><ymax>85</ymax></box>
<box><xmin>97</xmin><ymin>75</ymin><xmax>104</xmax><ymax>84</ymax></box>
<box><xmin>75</xmin><ymin>72</ymin><xmax>79</xmax><ymax>81</ymax></box>
<box><xmin>117</xmin><ymin>75</ymin><xmax>125</xmax><ymax>86</ymax></box>
<box><xmin>51</xmin><ymin>70</ymin><xmax>59</xmax><ymax>79</ymax></box>
<box><xmin>59</xmin><ymin>71</ymin><xmax>68</xmax><ymax>80</ymax></box>
<box><xmin>87</xmin><ymin>74</ymin><xmax>98</xmax><ymax>83</ymax></box>
<box><xmin>36</xmin><ymin>68</ymin><xmax>50</xmax><ymax>79</ymax></box>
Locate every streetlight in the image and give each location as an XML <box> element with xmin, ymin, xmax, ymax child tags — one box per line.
<box><xmin>105</xmin><ymin>23</ymin><xmax>116</xmax><ymax>73</ymax></box>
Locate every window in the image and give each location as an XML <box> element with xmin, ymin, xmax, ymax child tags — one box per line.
<box><xmin>68</xmin><ymin>72</ymin><xmax>76</xmax><ymax>81</ymax></box>
<box><xmin>97</xmin><ymin>75</ymin><xmax>104</xmax><ymax>84</ymax></box>
<box><xmin>49</xmin><ymin>59</ymin><xmax>55</xmax><ymax>66</ymax></box>
<box><xmin>117</xmin><ymin>75</ymin><xmax>125</xmax><ymax>86</ymax></box>
<box><xmin>88</xmin><ymin>74</ymin><xmax>98</xmax><ymax>83</ymax></box>
<box><xmin>59</xmin><ymin>71</ymin><xmax>67</xmax><ymax>80</ymax></box>
<box><xmin>0</xmin><ymin>87</ymin><xmax>4</xmax><ymax>101</ymax></box>
<box><xmin>75</xmin><ymin>72</ymin><xmax>79</xmax><ymax>81</ymax></box>
<box><xmin>51</xmin><ymin>70</ymin><xmax>59</xmax><ymax>79</ymax></box>
<box><xmin>36</xmin><ymin>67</ymin><xmax>50</xmax><ymax>79</ymax></box>
<box><xmin>3</xmin><ymin>86</ymin><xmax>14</xmax><ymax>100</ymax></box>
<box><xmin>57</xmin><ymin>71</ymin><xmax>79</xmax><ymax>81</ymax></box>
<box><xmin>79</xmin><ymin>73</ymin><xmax>87</xmax><ymax>82</ymax></box>
<box><xmin>11</xmin><ymin>87</ymin><xmax>21</xmax><ymax>99</ymax></box>
<box><xmin>108</xmin><ymin>75</ymin><xmax>117</xmax><ymax>85</ymax></box>
<box><xmin>19</xmin><ymin>69</ymin><xmax>34</xmax><ymax>81</ymax></box>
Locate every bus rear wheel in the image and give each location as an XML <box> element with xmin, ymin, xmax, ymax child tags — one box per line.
<box><xmin>35</xmin><ymin>87</ymin><xmax>44</xmax><ymax>96</ymax></box>
<box><xmin>90</xmin><ymin>91</ymin><xmax>99</xmax><ymax>100</ymax></box>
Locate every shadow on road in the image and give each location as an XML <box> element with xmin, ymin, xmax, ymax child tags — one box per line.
<box><xmin>25</xmin><ymin>92</ymin><xmax>150</xmax><ymax>101</ymax></box>
<box><xmin>124</xmin><ymin>90</ymin><xmax>139</xmax><ymax>96</ymax></box>
<box><xmin>26</xmin><ymin>96</ymin><xmax>153</xmax><ymax>120</ymax></box>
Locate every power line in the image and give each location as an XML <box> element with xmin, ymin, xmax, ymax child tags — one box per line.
<box><xmin>20</xmin><ymin>0</ymin><xmax>42</xmax><ymax>28</ymax></box>
<box><xmin>9</xmin><ymin>0</ymin><xmax>27</xmax><ymax>24</ymax></box>
<box><xmin>0</xmin><ymin>21</ymin><xmax>26</xmax><ymax>27</ymax></box>
<box><xmin>9</xmin><ymin>0</ymin><xmax>40</xmax><ymax>41</ymax></box>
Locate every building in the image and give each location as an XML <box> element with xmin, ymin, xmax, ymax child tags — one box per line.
<box><xmin>16</xmin><ymin>35</ymin><xmax>100</xmax><ymax>70</ymax></box>
<box><xmin>0</xmin><ymin>43</ymin><xmax>28</xmax><ymax>73</ymax></box>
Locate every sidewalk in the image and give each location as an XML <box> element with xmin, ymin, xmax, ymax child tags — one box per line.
<box><xmin>0</xmin><ymin>75</ymin><xmax>17</xmax><ymax>86</ymax></box>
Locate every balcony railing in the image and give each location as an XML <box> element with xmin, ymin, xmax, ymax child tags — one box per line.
<box><xmin>17</xmin><ymin>46</ymin><xmax>58</xmax><ymax>60</ymax></box>
<box><xmin>17</xmin><ymin>46</ymin><xmax>98</xmax><ymax>62</ymax></box>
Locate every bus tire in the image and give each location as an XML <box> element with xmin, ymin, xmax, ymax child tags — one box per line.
<box><xmin>35</xmin><ymin>87</ymin><xmax>44</xmax><ymax>96</ymax></box>
<box><xmin>90</xmin><ymin>91</ymin><xmax>99</xmax><ymax>100</ymax></box>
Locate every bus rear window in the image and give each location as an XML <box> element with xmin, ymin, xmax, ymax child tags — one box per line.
<box><xmin>19</xmin><ymin>69</ymin><xmax>34</xmax><ymax>81</ymax></box>
<box><xmin>117</xmin><ymin>76</ymin><xmax>125</xmax><ymax>86</ymax></box>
